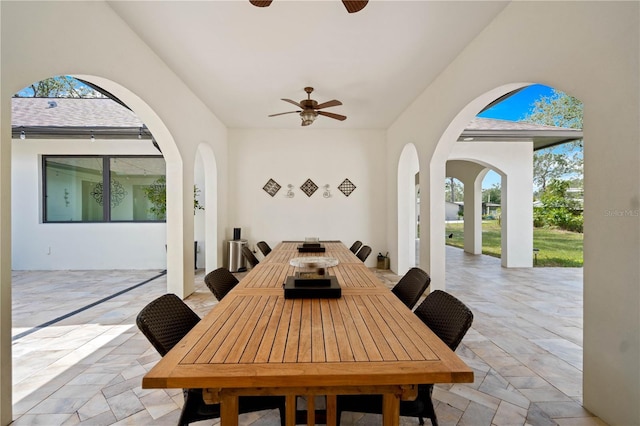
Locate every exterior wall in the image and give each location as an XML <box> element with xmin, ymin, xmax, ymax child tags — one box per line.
<box><xmin>11</xmin><ymin>138</ymin><xmax>178</xmax><ymax>270</ymax></box>
<box><xmin>228</xmin><ymin>129</ymin><xmax>387</xmax><ymax>267</ymax></box>
<box><xmin>387</xmin><ymin>3</ymin><xmax>639</xmax><ymax>425</ymax></box>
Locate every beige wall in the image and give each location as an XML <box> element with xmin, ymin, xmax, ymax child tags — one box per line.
<box><xmin>228</xmin><ymin>128</ymin><xmax>387</xmax><ymax>266</ymax></box>
<box><xmin>387</xmin><ymin>2</ymin><xmax>639</xmax><ymax>424</ymax></box>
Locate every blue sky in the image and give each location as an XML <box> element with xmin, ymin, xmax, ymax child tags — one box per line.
<box><xmin>475</xmin><ymin>84</ymin><xmax>554</xmax><ymax>189</ymax></box>
<box><xmin>478</xmin><ymin>84</ymin><xmax>554</xmax><ymax>121</ymax></box>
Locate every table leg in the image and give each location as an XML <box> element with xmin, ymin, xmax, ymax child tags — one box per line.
<box><xmin>326</xmin><ymin>395</ymin><xmax>337</xmax><ymax>426</ymax></box>
<box><xmin>220</xmin><ymin>394</ymin><xmax>239</xmax><ymax>426</ymax></box>
<box><xmin>306</xmin><ymin>395</ymin><xmax>315</xmax><ymax>426</ymax></box>
<box><xmin>286</xmin><ymin>395</ymin><xmax>296</xmax><ymax>426</ymax></box>
<box><xmin>382</xmin><ymin>393</ymin><xmax>400</xmax><ymax>426</ymax></box>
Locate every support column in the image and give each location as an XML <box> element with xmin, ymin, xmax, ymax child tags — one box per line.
<box><xmin>446</xmin><ymin>161</ymin><xmax>487</xmax><ymax>255</ymax></box>
<box><xmin>0</xmin><ymin>89</ymin><xmax>13</xmax><ymax>426</ymax></box>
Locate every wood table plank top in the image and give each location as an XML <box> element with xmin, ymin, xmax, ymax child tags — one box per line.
<box><xmin>142</xmin><ymin>241</ymin><xmax>473</xmax><ymax>423</ymax></box>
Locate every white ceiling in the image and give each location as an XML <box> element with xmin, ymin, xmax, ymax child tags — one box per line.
<box><xmin>108</xmin><ymin>1</ymin><xmax>509</xmax><ymax>129</ymax></box>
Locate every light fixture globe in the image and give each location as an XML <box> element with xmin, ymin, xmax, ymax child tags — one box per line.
<box><xmin>300</xmin><ymin>110</ymin><xmax>318</xmax><ymax>126</ymax></box>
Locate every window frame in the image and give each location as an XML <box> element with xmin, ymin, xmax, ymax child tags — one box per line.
<box><xmin>42</xmin><ymin>154</ymin><xmax>166</xmax><ymax>224</ymax></box>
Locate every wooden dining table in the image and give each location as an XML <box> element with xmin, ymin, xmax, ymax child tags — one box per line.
<box><xmin>142</xmin><ymin>241</ymin><xmax>473</xmax><ymax>426</ymax></box>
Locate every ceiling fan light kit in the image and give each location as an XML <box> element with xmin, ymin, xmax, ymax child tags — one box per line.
<box><xmin>300</xmin><ymin>110</ymin><xmax>318</xmax><ymax>126</ymax></box>
<box><xmin>268</xmin><ymin>87</ymin><xmax>347</xmax><ymax>127</ymax></box>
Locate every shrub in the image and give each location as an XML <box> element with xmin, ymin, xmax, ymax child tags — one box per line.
<box><xmin>533</xmin><ymin>180</ymin><xmax>583</xmax><ymax>233</ymax></box>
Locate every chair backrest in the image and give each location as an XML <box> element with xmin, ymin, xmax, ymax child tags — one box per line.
<box><xmin>356</xmin><ymin>245</ymin><xmax>372</xmax><ymax>262</ymax></box>
<box><xmin>204</xmin><ymin>267</ymin><xmax>240</xmax><ymax>301</ymax></box>
<box><xmin>136</xmin><ymin>294</ymin><xmax>201</xmax><ymax>357</ymax></box>
<box><xmin>242</xmin><ymin>246</ymin><xmax>260</xmax><ymax>268</ymax></box>
<box><xmin>392</xmin><ymin>267</ymin><xmax>431</xmax><ymax>309</ymax></box>
<box><xmin>414</xmin><ymin>290</ymin><xmax>473</xmax><ymax>351</ymax></box>
<box><xmin>257</xmin><ymin>241</ymin><xmax>272</xmax><ymax>256</ymax></box>
<box><xmin>349</xmin><ymin>240</ymin><xmax>363</xmax><ymax>254</ymax></box>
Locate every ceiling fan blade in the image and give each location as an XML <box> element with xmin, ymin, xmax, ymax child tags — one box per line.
<box><xmin>250</xmin><ymin>0</ymin><xmax>273</xmax><ymax>7</ymax></box>
<box><xmin>281</xmin><ymin>98</ymin><xmax>304</xmax><ymax>109</ymax></box>
<box><xmin>268</xmin><ymin>111</ymin><xmax>300</xmax><ymax>117</ymax></box>
<box><xmin>318</xmin><ymin>111</ymin><xmax>347</xmax><ymax>121</ymax></box>
<box><xmin>342</xmin><ymin>0</ymin><xmax>368</xmax><ymax>13</ymax></box>
<box><xmin>315</xmin><ymin>100</ymin><xmax>342</xmax><ymax>110</ymax></box>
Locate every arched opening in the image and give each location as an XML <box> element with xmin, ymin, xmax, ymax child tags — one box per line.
<box><xmin>428</xmin><ymin>82</ymin><xmax>587</xmax><ymax>424</ymax></box>
<box><xmin>73</xmin><ymin>75</ymin><xmax>190</xmax><ymax>297</ymax></box>
<box><xmin>397</xmin><ymin>143</ymin><xmax>419</xmax><ymax>275</ymax></box>
<box><xmin>8</xmin><ymin>74</ymin><xmax>191</xmax><ymax>422</ymax></box>
<box><xmin>196</xmin><ymin>143</ymin><xmax>218</xmax><ymax>272</ymax></box>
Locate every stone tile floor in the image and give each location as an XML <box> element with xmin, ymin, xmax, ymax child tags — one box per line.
<box><xmin>10</xmin><ymin>247</ymin><xmax>606</xmax><ymax>425</ymax></box>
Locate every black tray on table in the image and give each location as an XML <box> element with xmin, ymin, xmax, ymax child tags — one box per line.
<box><xmin>283</xmin><ymin>276</ymin><xmax>341</xmax><ymax>299</ymax></box>
<box><xmin>297</xmin><ymin>244</ymin><xmax>326</xmax><ymax>252</ymax></box>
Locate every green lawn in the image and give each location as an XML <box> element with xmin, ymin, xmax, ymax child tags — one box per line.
<box><xmin>445</xmin><ymin>220</ymin><xmax>583</xmax><ymax>267</ymax></box>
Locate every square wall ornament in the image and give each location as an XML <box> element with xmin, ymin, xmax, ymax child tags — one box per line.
<box><xmin>263</xmin><ymin>178</ymin><xmax>281</xmax><ymax>197</ymax></box>
<box><xmin>338</xmin><ymin>178</ymin><xmax>356</xmax><ymax>197</ymax></box>
<box><xmin>300</xmin><ymin>179</ymin><xmax>318</xmax><ymax>197</ymax></box>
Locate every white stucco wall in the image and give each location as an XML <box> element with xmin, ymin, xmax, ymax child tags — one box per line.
<box><xmin>396</xmin><ymin>143</ymin><xmax>420</xmax><ymax>275</ymax></box>
<box><xmin>229</xmin><ymin>129</ymin><xmax>387</xmax><ymax>267</ymax></box>
<box><xmin>387</xmin><ymin>3</ymin><xmax>639</xmax><ymax>425</ymax></box>
<box><xmin>11</xmin><ymin>138</ymin><xmax>175</xmax><ymax>270</ymax></box>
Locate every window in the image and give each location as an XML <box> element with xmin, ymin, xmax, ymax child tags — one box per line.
<box><xmin>43</xmin><ymin>155</ymin><xmax>166</xmax><ymax>223</ymax></box>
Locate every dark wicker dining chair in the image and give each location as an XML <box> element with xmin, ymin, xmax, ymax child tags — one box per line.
<box><xmin>257</xmin><ymin>241</ymin><xmax>272</xmax><ymax>256</ymax></box>
<box><xmin>356</xmin><ymin>245</ymin><xmax>372</xmax><ymax>262</ymax></box>
<box><xmin>336</xmin><ymin>290</ymin><xmax>474</xmax><ymax>426</ymax></box>
<box><xmin>137</xmin><ymin>294</ymin><xmax>286</xmax><ymax>426</ymax></box>
<box><xmin>242</xmin><ymin>246</ymin><xmax>260</xmax><ymax>268</ymax></box>
<box><xmin>349</xmin><ymin>240</ymin><xmax>363</xmax><ymax>254</ymax></box>
<box><xmin>392</xmin><ymin>267</ymin><xmax>431</xmax><ymax>309</ymax></box>
<box><xmin>204</xmin><ymin>267</ymin><xmax>239</xmax><ymax>301</ymax></box>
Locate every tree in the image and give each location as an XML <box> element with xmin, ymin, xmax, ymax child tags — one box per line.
<box><xmin>522</xmin><ymin>89</ymin><xmax>583</xmax><ymax>191</ymax></box>
<box><xmin>15</xmin><ymin>76</ymin><xmax>100</xmax><ymax>98</ymax></box>
<box><xmin>533</xmin><ymin>149</ymin><xmax>582</xmax><ymax>192</ymax></box>
<box><xmin>523</xmin><ymin>89</ymin><xmax>583</xmax><ymax>131</ymax></box>
<box><xmin>482</xmin><ymin>183</ymin><xmax>501</xmax><ymax>205</ymax></box>
<box><xmin>444</xmin><ymin>177</ymin><xmax>463</xmax><ymax>203</ymax></box>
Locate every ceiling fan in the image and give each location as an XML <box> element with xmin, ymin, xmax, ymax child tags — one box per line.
<box><xmin>250</xmin><ymin>0</ymin><xmax>368</xmax><ymax>14</ymax></box>
<box><xmin>268</xmin><ymin>87</ymin><xmax>347</xmax><ymax>127</ymax></box>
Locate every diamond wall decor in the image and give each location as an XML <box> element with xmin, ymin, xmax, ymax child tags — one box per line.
<box><xmin>300</xmin><ymin>179</ymin><xmax>318</xmax><ymax>197</ymax></box>
<box><xmin>263</xmin><ymin>178</ymin><xmax>281</xmax><ymax>197</ymax></box>
<box><xmin>338</xmin><ymin>178</ymin><xmax>356</xmax><ymax>197</ymax></box>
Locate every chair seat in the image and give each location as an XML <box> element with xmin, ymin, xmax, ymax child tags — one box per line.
<box><xmin>183</xmin><ymin>389</ymin><xmax>286</xmax><ymax>425</ymax></box>
<box><xmin>337</xmin><ymin>384</ymin><xmax>434</xmax><ymax>425</ymax></box>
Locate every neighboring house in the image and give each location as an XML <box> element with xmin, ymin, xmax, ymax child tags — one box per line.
<box><xmin>444</xmin><ymin>201</ymin><xmax>462</xmax><ymax>221</ymax></box>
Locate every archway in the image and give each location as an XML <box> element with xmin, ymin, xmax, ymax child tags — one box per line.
<box><xmin>5</xmin><ymin>73</ymin><xmax>190</xmax><ymax>424</ymax></box>
<box><xmin>425</xmin><ymin>84</ymin><xmax>529</xmax><ymax>288</ymax></box>
<box><xmin>73</xmin><ymin>75</ymin><xmax>192</xmax><ymax>297</ymax></box>
<box><xmin>429</xmin><ymin>82</ymin><xmax>588</xmax><ymax>421</ymax></box>
<box><xmin>397</xmin><ymin>143</ymin><xmax>419</xmax><ymax>275</ymax></box>
<box><xmin>196</xmin><ymin>143</ymin><xmax>218</xmax><ymax>272</ymax></box>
